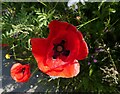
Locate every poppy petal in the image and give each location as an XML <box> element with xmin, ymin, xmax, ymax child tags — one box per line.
<box><xmin>48</xmin><ymin>20</ymin><xmax>69</xmax><ymax>40</ymax></box>
<box><xmin>31</xmin><ymin>38</ymin><xmax>50</xmax><ymax>72</ymax></box>
<box><xmin>19</xmin><ymin>74</ymin><xmax>30</xmax><ymax>82</ymax></box>
<box><xmin>11</xmin><ymin>63</ymin><xmax>23</xmax><ymax>74</ymax></box>
<box><xmin>76</xmin><ymin>31</ymin><xmax>89</xmax><ymax>60</ymax></box>
<box><xmin>15</xmin><ymin>73</ymin><xmax>24</xmax><ymax>80</ymax></box>
<box><xmin>45</xmin><ymin>60</ymin><xmax>80</xmax><ymax>78</ymax></box>
<box><xmin>48</xmin><ymin>20</ymin><xmax>81</xmax><ymax>62</ymax></box>
<box><xmin>11</xmin><ymin>63</ymin><xmax>22</xmax><ymax>71</ymax></box>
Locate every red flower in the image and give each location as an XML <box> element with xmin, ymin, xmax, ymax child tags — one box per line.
<box><xmin>11</xmin><ymin>63</ymin><xmax>31</xmax><ymax>82</ymax></box>
<box><xmin>31</xmin><ymin>20</ymin><xmax>88</xmax><ymax>78</ymax></box>
<box><xmin>0</xmin><ymin>44</ymin><xmax>8</xmax><ymax>47</ymax></box>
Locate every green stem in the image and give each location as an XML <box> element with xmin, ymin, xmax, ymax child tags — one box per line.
<box><xmin>48</xmin><ymin>1</ymin><xmax>58</xmax><ymax>13</ymax></box>
<box><xmin>101</xmin><ymin>39</ymin><xmax>117</xmax><ymax>70</ymax></box>
<box><xmin>12</xmin><ymin>44</ymin><xmax>17</xmax><ymax>59</ymax></box>
<box><xmin>37</xmin><ymin>0</ymin><xmax>47</xmax><ymax>7</ymax></box>
<box><xmin>109</xmin><ymin>19</ymin><xmax>119</xmax><ymax>29</ymax></box>
<box><xmin>14</xmin><ymin>56</ymin><xmax>32</xmax><ymax>61</ymax></box>
<box><xmin>77</xmin><ymin>17</ymin><xmax>99</xmax><ymax>29</ymax></box>
<box><xmin>56</xmin><ymin>78</ymin><xmax>60</xmax><ymax>92</ymax></box>
<box><xmin>30</xmin><ymin>67</ymin><xmax>39</xmax><ymax>79</ymax></box>
<box><xmin>107</xmin><ymin>48</ymin><xmax>117</xmax><ymax>70</ymax></box>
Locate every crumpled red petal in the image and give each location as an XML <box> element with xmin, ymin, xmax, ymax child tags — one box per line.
<box><xmin>11</xmin><ymin>63</ymin><xmax>31</xmax><ymax>82</ymax></box>
<box><xmin>45</xmin><ymin>60</ymin><xmax>80</xmax><ymax>78</ymax></box>
<box><xmin>11</xmin><ymin>63</ymin><xmax>23</xmax><ymax>73</ymax></box>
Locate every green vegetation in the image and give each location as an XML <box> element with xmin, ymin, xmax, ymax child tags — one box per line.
<box><xmin>2</xmin><ymin>2</ymin><xmax>120</xmax><ymax>93</ymax></box>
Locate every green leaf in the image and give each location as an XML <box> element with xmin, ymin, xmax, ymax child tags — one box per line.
<box><xmin>89</xmin><ymin>68</ymin><xmax>93</xmax><ymax>76</ymax></box>
<box><xmin>109</xmin><ymin>8</ymin><xmax>116</xmax><ymax>13</ymax></box>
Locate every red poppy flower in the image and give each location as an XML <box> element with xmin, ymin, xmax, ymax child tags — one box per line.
<box><xmin>11</xmin><ymin>63</ymin><xmax>31</xmax><ymax>82</ymax></box>
<box><xmin>0</xmin><ymin>44</ymin><xmax>8</xmax><ymax>47</ymax></box>
<box><xmin>31</xmin><ymin>20</ymin><xmax>88</xmax><ymax>78</ymax></box>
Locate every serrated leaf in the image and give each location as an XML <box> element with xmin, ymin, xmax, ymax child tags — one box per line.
<box><xmin>38</xmin><ymin>17</ymin><xmax>46</xmax><ymax>22</ymax></box>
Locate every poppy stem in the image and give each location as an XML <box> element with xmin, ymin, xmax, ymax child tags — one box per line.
<box><xmin>30</xmin><ymin>67</ymin><xmax>39</xmax><ymax>79</ymax></box>
<box><xmin>77</xmin><ymin>17</ymin><xmax>99</xmax><ymax>29</ymax></box>
<box><xmin>12</xmin><ymin>44</ymin><xmax>17</xmax><ymax>59</ymax></box>
<box><xmin>56</xmin><ymin>78</ymin><xmax>60</xmax><ymax>92</ymax></box>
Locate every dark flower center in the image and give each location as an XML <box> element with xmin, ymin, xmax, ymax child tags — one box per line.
<box><xmin>56</xmin><ymin>45</ymin><xmax>63</xmax><ymax>52</ymax></box>
<box><xmin>21</xmin><ymin>68</ymin><xmax>25</xmax><ymax>73</ymax></box>
<box><xmin>53</xmin><ymin>40</ymin><xmax>70</xmax><ymax>59</ymax></box>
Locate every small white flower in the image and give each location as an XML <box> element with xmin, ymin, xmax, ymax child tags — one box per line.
<box><xmin>67</xmin><ymin>0</ymin><xmax>88</xmax><ymax>9</ymax></box>
<box><xmin>80</xmin><ymin>0</ymin><xmax>88</xmax><ymax>5</ymax></box>
<box><xmin>67</xmin><ymin>0</ymin><xmax>79</xmax><ymax>9</ymax></box>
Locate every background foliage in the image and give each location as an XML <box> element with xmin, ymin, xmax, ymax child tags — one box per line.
<box><xmin>1</xmin><ymin>1</ymin><xmax>120</xmax><ymax>93</ymax></box>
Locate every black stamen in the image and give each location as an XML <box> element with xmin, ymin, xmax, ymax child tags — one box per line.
<box><xmin>62</xmin><ymin>50</ymin><xmax>70</xmax><ymax>56</ymax></box>
<box><xmin>22</xmin><ymin>68</ymin><xmax>25</xmax><ymax>73</ymax></box>
<box><xmin>53</xmin><ymin>52</ymin><xmax>60</xmax><ymax>59</ymax></box>
<box><xmin>53</xmin><ymin>55</ymin><xmax>57</xmax><ymax>59</ymax></box>
<box><xmin>53</xmin><ymin>46</ymin><xmax>56</xmax><ymax>50</ymax></box>
<box><xmin>60</xmin><ymin>40</ymin><xmax>65</xmax><ymax>45</ymax></box>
